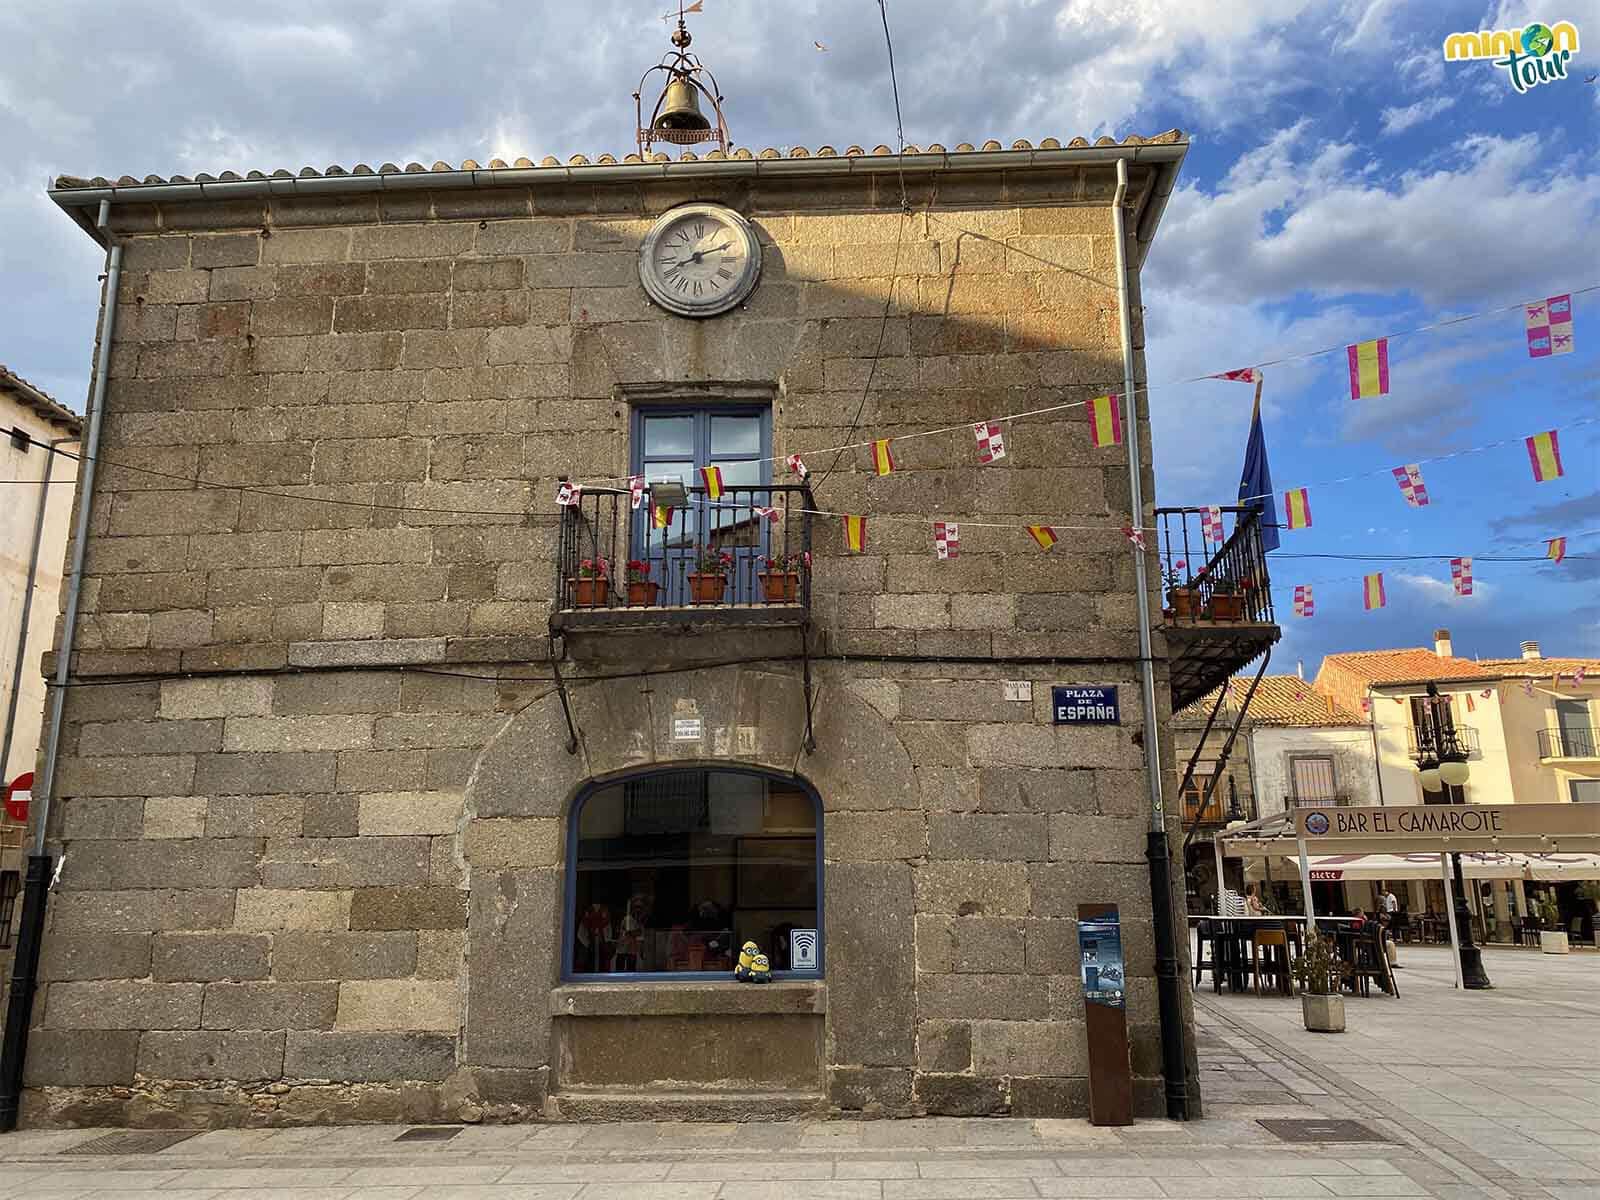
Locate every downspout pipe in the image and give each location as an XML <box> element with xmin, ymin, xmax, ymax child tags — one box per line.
<box><xmin>0</xmin><ymin>435</ymin><xmax>78</xmax><ymax>786</ymax></box>
<box><xmin>0</xmin><ymin>199</ymin><xmax>121</xmax><ymax>1133</ymax></box>
<box><xmin>1112</xmin><ymin>158</ymin><xmax>1191</xmax><ymax>1120</ymax></box>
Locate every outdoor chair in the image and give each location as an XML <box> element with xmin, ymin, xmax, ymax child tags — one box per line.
<box><xmin>1348</xmin><ymin>924</ymin><xmax>1398</xmax><ymax>998</ymax></box>
<box><xmin>1194</xmin><ymin>920</ymin><xmax>1221</xmax><ymax>991</ymax></box>
<box><xmin>1249</xmin><ymin>926</ymin><xmax>1295</xmax><ymax>996</ymax></box>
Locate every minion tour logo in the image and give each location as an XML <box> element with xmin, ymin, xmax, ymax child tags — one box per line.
<box><xmin>1443</xmin><ymin>21</ymin><xmax>1580</xmax><ymax>93</ymax></box>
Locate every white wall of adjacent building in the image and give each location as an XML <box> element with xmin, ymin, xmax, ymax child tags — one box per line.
<box><xmin>1</xmin><ymin>398</ymin><xmax>78</xmax><ymax>790</ymax></box>
<box><xmin>1250</xmin><ymin>725</ymin><xmax>1383</xmax><ymax>817</ymax></box>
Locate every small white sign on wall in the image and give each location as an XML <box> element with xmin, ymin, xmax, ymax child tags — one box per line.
<box><xmin>672</xmin><ymin>717</ymin><xmax>704</xmax><ymax>741</ymax></box>
<box><xmin>791</xmin><ymin>928</ymin><xmax>820</xmax><ymax>971</ymax></box>
<box><xmin>1003</xmin><ymin>681</ymin><xmax>1033</xmax><ymax>703</ymax></box>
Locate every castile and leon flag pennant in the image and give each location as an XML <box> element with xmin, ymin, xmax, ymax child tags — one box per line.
<box><xmin>933</xmin><ymin>521</ymin><xmax>959</xmax><ymax>560</ymax></box>
<box><xmin>556</xmin><ymin>481</ymin><xmax>582</xmax><ymax>507</ymax></box>
<box><xmin>973</xmin><ymin>422</ymin><xmax>1006</xmax><ymax>463</ymax></box>
<box><xmin>1526</xmin><ymin>294</ymin><xmax>1574</xmax><ymax>357</ymax></box>
<box><xmin>1200</xmin><ymin>506</ymin><xmax>1224</xmax><ymax>546</ymax></box>
<box><xmin>1211</xmin><ymin>368</ymin><xmax>1259</xmax><ymax>383</ymax></box>
<box><xmin>1292</xmin><ymin>585</ymin><xmax>1314</xmax><ymax>617</ymax></box>
<box><xmin>1451</xmin><ymin>557</ymin><xmax>1473</xmax><ymax>596</ymax></box>
<box><xmin>1392</xmin><ymin>464</ymin><xmax>1429</xmax><ymax>507</ymax></box>
<box><xmin>785</xmin><ymin>454</ymin><xmax>809</xmax><ymax>480</ymax></box>
<box><xmin>628</xmin><ymin>475</ymin><xmax>645</xmax><ymax>510</ymax></box>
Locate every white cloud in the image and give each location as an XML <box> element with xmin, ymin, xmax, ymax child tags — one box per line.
<box><xmin>1378</xmin><ymin>95</ymin><xmax>1456</xmax><ymax>134</ymax></box>
<box><xmin>1394</xmin><ymin>571</ymin><xmax>1493</xmax><ymax>603</ymax></box>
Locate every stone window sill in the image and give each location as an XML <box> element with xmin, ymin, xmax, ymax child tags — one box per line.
<box><xmin>550</xmin><ymin>981</ymin><xmax>826</xmax><ymax>1018</ymax></box>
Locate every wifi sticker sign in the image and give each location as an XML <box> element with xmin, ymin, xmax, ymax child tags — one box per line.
<box><xmin>790</xmin><ymin>928</ymin><xmax>820</xmax><ymax>971</ymax></box>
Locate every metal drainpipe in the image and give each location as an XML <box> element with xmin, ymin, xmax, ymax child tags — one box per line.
<box><xmin>0</xmin><ymin>436</ymin><xmax>79</xmax><ymax>784</ymax></box>
<box><xmin>0</xmin><ymin>200</ymin><xmax>122</xmax><ymax>1133</ymax></box>
<box><xmin>1112</xmin><ymin>158</ymin><xmax>1190</xmax><ymax>1120</ymax></box>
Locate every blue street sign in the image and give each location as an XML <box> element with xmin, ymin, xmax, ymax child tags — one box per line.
<box><xmin>1052</xmin><ymin>685</ymin><xmax>1120</xmax><ymax>725</ymax></box>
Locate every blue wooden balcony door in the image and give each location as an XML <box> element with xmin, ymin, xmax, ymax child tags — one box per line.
<box><xmin>633</xmin><ymin>407</ymin><xmax>771</xmax><ymax>606</ymax></box>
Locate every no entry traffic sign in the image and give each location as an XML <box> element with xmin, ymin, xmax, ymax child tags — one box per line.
<box><xmin>3</xmin><ymin>771</ymin><xmax>33</xmax><ymax>823</ymax></box>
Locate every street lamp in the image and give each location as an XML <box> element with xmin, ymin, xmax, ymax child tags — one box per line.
<box><xmin>1414</xmin><ymin>682</ymin><xmax>1492</xmax><ymax>989</ymax></box>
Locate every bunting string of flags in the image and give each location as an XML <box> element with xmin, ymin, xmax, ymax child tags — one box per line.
<box><xmin>558</xmin><ymin>284</ymin><xmax>1592</xmax><ymax>498</ymax></box>
<box><xmin>1392</xmin><ymin>464</ymin><xmax>1429</xmax><ymax>507</ymax></box>
<box><xmin>1450</xmin><ymin>556</ymin><xmax>1473</xmax><ymax>597</ymax></box>
<box><xmin>1526</xmin><ymin>294</ymin><xmax>1574</xmax><ymax>357</ymax></box>
<box><xmin>973</xmin><ymin>422</ymin><xmax>1006</xmax><ymax>463</ymax></box>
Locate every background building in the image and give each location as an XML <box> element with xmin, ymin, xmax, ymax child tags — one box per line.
<box><xmin>1</xmin><ymin>366</ymin><xmax>81</xmax><ymax>1009</ymax></box>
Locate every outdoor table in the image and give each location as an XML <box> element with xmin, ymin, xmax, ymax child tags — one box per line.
<box><xmin>1188</xmin><ymin>915</ymin><xmax>1359</xmax><ymax>993</ymax></box>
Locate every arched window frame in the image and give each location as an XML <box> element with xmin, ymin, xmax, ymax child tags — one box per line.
<box><xmin>561</xmin><ymin>764</ymin><xmax>825</xmax><ymax>982</ymax></box>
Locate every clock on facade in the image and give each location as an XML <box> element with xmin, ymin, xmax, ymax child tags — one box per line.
<box><xmin>638</xmin><ymin>202</ymin><xmax>761</xmax><ymax>317</ymax></box>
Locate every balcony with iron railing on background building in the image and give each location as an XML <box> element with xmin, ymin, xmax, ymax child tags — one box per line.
<box><xmin>1406</xmin><ymin>724</ymin><xmax>1482</xmax><ymax>762</ymax></box>
<box><xmin>1286</xmin><ymin>793</ymin><xmax>1352</xmax><ymax>809</ymax></box>
<box><xmin>1156</xmin><ymin>506</ymin><xmax>1280</xmax><ymax>711</ymax></box>
<box><xmin>553</xmin><ymin>483</ymin><xmax>813</xmax><ymax>631</ymax></box>
<box><xmin>1538</xmin><ymin>726</ymin><xmax>1600</xmax><ymax>763</ymax></box>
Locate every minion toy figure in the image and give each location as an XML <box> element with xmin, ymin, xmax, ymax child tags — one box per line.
<box><xmin>735</xmin><ymin>941</ymin><xmax>760</xmax><ymax>982</ymax></box>
<box><xmin>748</xmin><ymin>953</ymin><xmax>772</xmax><ymax>984</ymax></box>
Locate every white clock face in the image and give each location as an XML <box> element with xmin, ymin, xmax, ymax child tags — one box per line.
<box><xmin>639</xmin><ymin>203</ymin><xmax>762</xmax><ymax>318</ymax></box>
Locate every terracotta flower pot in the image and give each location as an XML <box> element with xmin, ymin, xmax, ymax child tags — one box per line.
<box><xmin>570</xmin><ymin>577</ymin><xmax>609</xmax><ymax>608</ymax></box>
<box><xmin>1169</xmin><ymin>588</ymin><xmax>1198</xmax><ymax>620</ymax></box>
<box><xmin>759</xmin><ymin>571</ymin><xmax>800</xmax><ymax>603</ymax></box>
<box><xmin>688</xmin><ymin>573</ymin><xmax>727</xmax><ymax>605</ymax></box>
<box><xmin>1209</xmin><ymin>593</ymin><xmax>1244</xmax><ymax>622</ymax></box>
<box><xmin>626</xmin><ymin>581</ymin><xmax>659</xmax><ymax>607</ymax></box>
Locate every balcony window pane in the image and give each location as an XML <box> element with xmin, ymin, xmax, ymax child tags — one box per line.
<box><xmin>570</xmin><ymin>768</ymin><xmax>820</xmax><ymax>977</ymax></box>
<box><xmin>644</xmin><ymin>416</ymin><xmax>694</xmax><ymax>457</ymax></box>
<box><xmin>710</xmin><ymin>414</ymin><xmax>763</xmax><ymax>456</ymax></box>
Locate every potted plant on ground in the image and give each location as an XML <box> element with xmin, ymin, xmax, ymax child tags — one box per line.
<box><xmin>624</xmin><ymin>559</ymin><xmax>658</xmax><ymax>607</ymax></box>
<box><xmin>570</xmin><ymin>557</ymin><xmax>609</xmax><ymax>608</ymax></box>
<box><xmin>1164</xmin><ymin>566</ymin><xmax>1197</xmax><ymax>620</ymax></box>
<box><xmin>689</xmin><ymin>548</ymin><xmax>733</xmax><ymax>605</ymax></box>
<box><xmin>759</xmin><ymin>552</ymin><xmax>804</xmax><ymax>603</ymax></box>
<box><xmin>1538</xmin><ymin>893</ymin><xmax>1569</xmax><ymax>955</ymax></box>
<box><xmin>1206</xmin><ymin>578</ymin><xmax>1245</xmax><ymax>622</ymax></box>
<box><xmin>1292</xmin><ymin>931</ymin><xmax>1347</xmax><ymax>1032</ymax></box>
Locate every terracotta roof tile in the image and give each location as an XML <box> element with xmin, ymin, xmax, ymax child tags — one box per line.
<box><xmin>51</xmin><ymin>131</ymin><xmax>1187</xmax><ymax>192</ymax></box>
<box><xmin>1179</xmin><ymin>675</ymin><xmax>1366</xmax><ymax>727</ymax></box>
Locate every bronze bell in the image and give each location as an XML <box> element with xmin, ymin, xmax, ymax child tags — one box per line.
<box><xmin>655</xmin><ymin>74</ymin><xmax>710</xmax><ymax>133</ymax></box>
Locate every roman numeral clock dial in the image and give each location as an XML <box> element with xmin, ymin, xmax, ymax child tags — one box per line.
<box><xmin>639</xmin><ymin>203</ymin><xmax>762</xmax><ymax>318</ymax></box>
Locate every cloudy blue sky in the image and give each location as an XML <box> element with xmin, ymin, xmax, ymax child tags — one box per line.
<box><xmin>1</xmin><ymin>0</ymin><xmax>1596</xmax><ymax>672</ymax></box>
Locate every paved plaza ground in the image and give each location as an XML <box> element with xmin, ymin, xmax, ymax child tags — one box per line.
<box><xmin>1</xmin><ymin>946</ymin><xmax>1595</xmax><ymax>1199</ymax></box>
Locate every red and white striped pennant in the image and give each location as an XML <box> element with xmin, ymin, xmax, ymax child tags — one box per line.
<box><xmin>1392</xmin><ymin>464</ymin><xmax>1429</xmax><ymax>508</ymax></box>
<box><xmin>972</xmin><ymin>422</ymin><xmax>1006</xmax><ymax>464</ymax></box>
<box><xmin>933</xmin><ymin>521</ymin><xmax>960</xmax><ymax>561</ymax></box>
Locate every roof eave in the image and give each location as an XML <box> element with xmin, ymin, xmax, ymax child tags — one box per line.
<box><xmin>49</xmin><ymin>140</ymin><xmax>1190</xmax><ymax>252</ymax></box>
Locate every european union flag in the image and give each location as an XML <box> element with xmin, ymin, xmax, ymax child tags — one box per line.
<box><xmin>1238</xmin><ymin>389</ymin><xmax>1280</xmax><ymax>552</ymax></box>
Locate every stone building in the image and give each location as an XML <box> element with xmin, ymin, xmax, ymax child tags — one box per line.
<box><xmin>15</xmin><ymin>68</ymin><xmax>1280</xmax><ymax>1124</ymax></box>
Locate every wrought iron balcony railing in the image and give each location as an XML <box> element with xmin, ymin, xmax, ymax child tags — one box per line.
<box><xmin>1286</xmin><ymin>793</ymin><xmax>1352</xmax><ymax>808</ymax></box>
<box><xmin>553</xmin><ymin>482</ymin><xmax>813</xmax><ymax>629</ymax></box>
<box><xmin>1405</xmin><ymin>724</ymin><xmax>1482</xmax><ymax>762</ymax></box>
<box><xmin>1157</xmin><ymin>506</ymin><xmax>1274</xmax><ymax>626</ymax></box>
<box><xmin>1538</xmin><ymin>726</ymin><xmax>1599</xmax><ymax>759</ymax></box>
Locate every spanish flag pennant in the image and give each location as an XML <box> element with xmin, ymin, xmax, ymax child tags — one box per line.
<box><xmin>1525</xmin><ymin>430</ymin><xmax>1564</xmax><ymax>482</ymax></box>
<box><xmin>1283</xmin><ymin>487</ymin><xmax>1312</xmax><ymax>531</ymax></box>
<box><xmin>1346</xmin><ymin>338</ymin><xmax>1390</xmax><ymax>399</ymax></box>
<box><xmin>699</xmin><ymin>465</ymin><xmax>724</xmax><ymax>500</ymax></box>
<box><xmin>1363</xmin><ymin>571</ymin><xmax>1386</xmax><ymax>611</ymax></box>
<box><xmin>842</xmin><ymin>514</ymin><xmax>867</xmax><ymax>553</ymax></box>
<box><xmin>871</xmin><ymin>438</ymin><xmax>896</xmax><ymax>476</ymax></box>
<box><xmin>1546</xmin><ymin>536</ymin><xmax>1567</xmax><ymax>563</ymax></box>
<box><xmin>1465</xmin><ymin>692</ymin><xmax>1476</xmax><ymax>713</ymax></box>
<box><xmin>652</xmin><ymin>504</ymin><xmax>673</xmax><ymax>529</ymax></box>
<box><xmin>1027</xmin><ymin>525</ymin><xmax>1059</xmax><ymax>550</ymax></box>
<box><xmin>1086</xmin><ymin>394</ymin><xmax>1122</xmax><ymax>448</ymax></box>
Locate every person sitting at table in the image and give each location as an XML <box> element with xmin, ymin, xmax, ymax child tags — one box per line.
<box><xmin>1350</xmin><ymin>906</ymin><xmax>1367</xmax><ymax>930</ymax></box>
<box><xmin>1244</xmin><ymin>883</ymin><xmax>1267</xmax><ymax>916</ymax></box>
